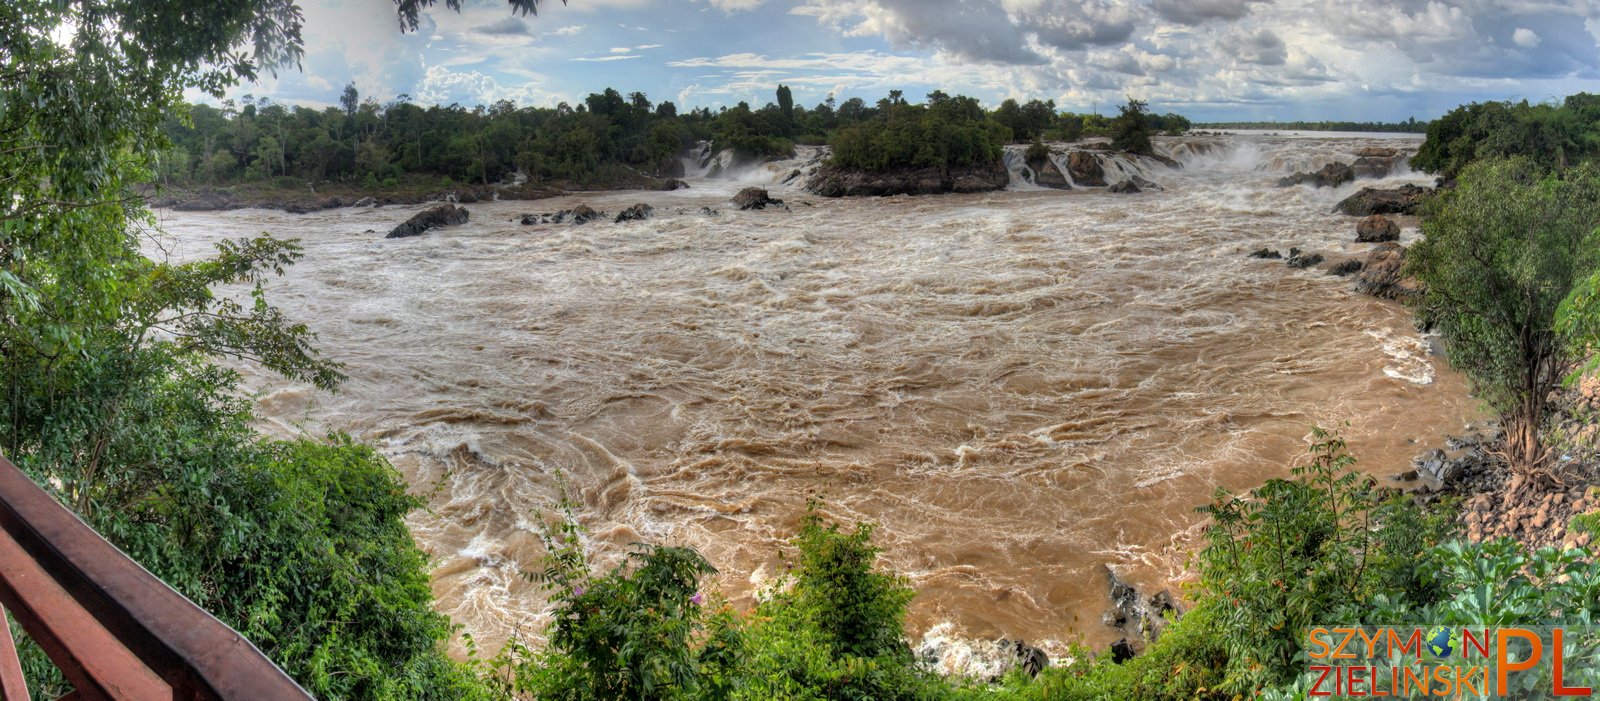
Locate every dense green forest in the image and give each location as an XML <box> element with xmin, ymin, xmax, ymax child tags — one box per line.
<box><xmin>155</xmin><ymin>86</ymin><xmax>1192</xmax><ymax>190</ymax></box>
<box><xmin>1413</xmin><ymin>93</ymin><xmax>1600</xmax><ymax>180</ymax></box>
<box><xmin>1196</xmin><ymin>119</ymin><xmax>1429</xmax><ymax>133</ymax></box>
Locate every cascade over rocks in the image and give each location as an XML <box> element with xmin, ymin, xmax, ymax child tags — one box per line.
<box><xmin>733</xmin><ymin>187</ymin><xmax>786</xmax><ymax>210</ymax></box>
<box><xmin>1066</xmin><ymin>152</ymin><xmax>1106</xmax><ymax>186</ymax></box>
<box><xmin>1353</xmin><ymin>242</ymin><xmax>1420</xmax><ymax>300</ymax></box>
<box><xmin>1026</xmin><ymin>154</ymin><xmax>1072</xmax><ymax>190</ymax></box>
<box><xmin>1334</xmin><ymin>184</ymin><xmax>1431</xmax><ymax>216</ymax></box>
<box><xmin>386</xmin><ymin>204</ymin><xmax>468</xmax><ymax>239</ymax></box>
<box><xmin>1277</xmin><ymin>162</ymin><xmax>1355</xmax><ymax>188</ymax></box>
<box><xmin>1356</xmin><ymin>214</ymin><xmax>1401</xmax><ymax>242</ymax></box>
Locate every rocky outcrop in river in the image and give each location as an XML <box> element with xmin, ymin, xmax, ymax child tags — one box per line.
<box><xmin>1277</xmin><ymin>162</ymin><xmax>1354</xmax><ymax>188</ymax></box>
<box><xmin>1355</xmin><ymin>214</ymin><xmax>1400</xmax><ymax>242</ymax></box>
<box><xmin>806</xmin><ymin>161</ymin><xmax>1009</xmax><ymax>197</ymax></box>
<box><xmin>386</xmin><ymin>204</ymin><xmax>469</xmax><ymax>239</ymax></box>
<box><xmin>1334</xmin><ymin>184</ymin><xmax>1431</xmax><ymax>216</ymax></box>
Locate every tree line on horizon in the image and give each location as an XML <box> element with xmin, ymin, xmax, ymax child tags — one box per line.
<box><xmin>155</xmin><ymin>84</ymin><xmax>1193</xmax><ymax>190</ymax></box>
<box><xmin>1195</xmin><ymin>118</ymin><xmax>1428</xmax><ymax>133</ymax></box>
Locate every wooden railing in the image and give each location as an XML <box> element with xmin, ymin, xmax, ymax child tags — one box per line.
<box><xmin>0</xmin><ymin>456</ymin><xmax>312</xmax><ymax>700</ymax></box>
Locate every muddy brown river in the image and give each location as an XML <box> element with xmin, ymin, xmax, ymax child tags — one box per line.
<box><xmin>153</xmin><ymin>133</ymin><xmax>1480</xmax><ymax>659</ymax></box>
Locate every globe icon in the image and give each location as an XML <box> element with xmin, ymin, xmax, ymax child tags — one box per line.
<box><xmin>1426</xmin><ymin>626</ymin><xmax>1454</xmax><ymax>658</ymax></box>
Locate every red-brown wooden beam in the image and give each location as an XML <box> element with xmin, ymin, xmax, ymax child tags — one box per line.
<box><xmin>0</xmin><ymin>456</ymin><xmax>311</xmax><ymax>700</ymax></box>
<box><xmin>0</xmin><ymin>607</ymin><xmax>29</xmax><ymax>701</ymax></box>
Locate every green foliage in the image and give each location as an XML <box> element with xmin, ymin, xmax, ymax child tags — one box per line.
<box><xmin>829</xmin><ymin>96</ymin><xmax>1004</xmax><ymax>172</ymax></box>
<box><xmin>1413</xmin><ymin>95</ymin><xmax>1596</xmax><ymax>179</ymax></box>
<box><xmin>1409</xmin><ymin>157</ymin><xmax>1600</xmax><ymax>472</ymax></box>
<box><xmin>1025</xmin><ymin>140</ymin><xmax>1051</xmax><ymax>163</ymax></box>
<box><xmin>1195</xmin><ymin>428</ymin><xmax>1455</xmax><ymax>692</ymax></box>
<box><xmin>515</xmin><ymin>494</ymin><xmax>728</xmax><ymax>700</ymax></box>
<box><xmin>1111</xmin><ymin>97</ymin><xmax>1153</xmax><ymax>155</ymax></box>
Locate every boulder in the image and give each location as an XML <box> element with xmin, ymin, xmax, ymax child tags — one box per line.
<box><xmin>1328</xmin><ymin>259</ymin><xmax>1364</xmax><ymax>276</ymax></box>
<box><xmin>1108</xmin><ymin>180</ymin><xmax>1142</xmax><ymax>194</ymax></box>
<box><xmin>1334</xmin><ymin>184</ymin><xmax>1431</xmax><ymax>216</ymax></box>
<box><xmin>1001</xmin><ymin>640</ymin><xmax>1050</xmax><ymax>678</ymax></box>
<box><xmin>1286</xmin><ymin>248</ymin><xmax>1324</xmax><ymax>269</ymax></box>
<box><xmin>353</xmin><ymin>196</ymin><xmax>377</xmax><ymax>208</ymax></box>
<box><xmin>1249</xmin><ymin>248</ymin><xmax>1283</xmax><ymax>260</ymax></box>
<box><xmin>1067</xmin><ymin>152</ymin><xmax>1106</xmax><ymax>186</ymax></box>
<box><xmin>615</xmin><ymin>203</ymin><xmax>654</xmax><ymax>223</ymax></box>
<box><xmin>1277</xmin><ymin>162</ymin><xmax>1355</xmax><ymax>188</ymax></box>
<box><xmin>1354</xmin><ymin>242</ymin><xmax>1420</xmax><ymax>300</ymax></box>
<box><xmin>1356</xmin><ymin>214</ymin><xmax>1400</xmax><ymax>242</ymax></box>
<box><xmin>654</xmin><ymin>178</ymin><xmax>689</xmax><ymax>191</ymax></box>
<box><xmin>519</xmin><ymin>213</ymin><xmax>544</xmax><ymax>225</ymax></box>
<box><xmin>386</xmin><ymin>204</ymin><xmax>469</xmax><ymax>239</ymax></box>
<box><xmin>570</xmin><ymin>205</ymin><xmax>603</xmax><ymax>224</ymax></box>
<box><xmin>1026</xmin><ymin>155</ymin><xmax>1072</xmax><ymax>190</ymax></box>
<box><xmin>456</xmin><ymin>191</ymin><xmax>480</xmax><ymax>204</ymax></box>
<box><xmin>1110</xmin><ymin>639</ymin><xmax>1137</xmax><ymax>664</ymax></box>
<box><xmin>733</xmin><ymin>187</ymin><xmax>785</xmax><ymax>210</ymax></box>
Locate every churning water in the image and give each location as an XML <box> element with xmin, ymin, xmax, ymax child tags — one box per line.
<box><xmin>153</xmin><ymin>133</ymin><xmax>1479</xmax><ymax>658</ymax></box>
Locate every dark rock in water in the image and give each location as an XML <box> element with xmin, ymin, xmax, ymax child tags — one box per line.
<box><xmin>1103</xmin><ymin>566</ymin><xmax>1140</xmax><ymax>632</ymax></box>
<box><xmin>698</xmin><ymin>207</ymin><xmax>721</xmax><ymax>216</ymax></box>
<box><xmin>353</xmin><ymin>196</ymin><xmax>377</xmax><ymax>208</ymax></box>
<box><xmin>1108</xmin><ymin>180</ymin><xmax>1142</xmax><ymax>194</ymax></box>
<box><xmin>654</xmin><ymin>178</ymin><xmax>689</xmax><ymax>191</ymax></box>
<box><xmin>519</xmin><ymin>213</ymin><xmax>542</xmax><ymax>226</ymax></box>
<box><xmin>1130</xmin><ymin>175</ymin><xmax>1162</xmax><ymax>191</ymax></box>
<box><xmin>1286</xmin><ymin>248</ymin><xmax>1324</xmax><ymax>269</ymax></box>
<box><xmin>1249</xmin><ymin>248</ymin><xmax>1283</xmax><ymax>260</ymax></box>
<box><xmin>1356</xmin><ymin>214</ymin><xmax>1400</xmax><ymax>242</ymax></box>
<box><xmin>386</xmin><ymin>204</ymin><xmax>469</xmax><ymax>239</ymax></box>
<box><xmin>1067</xmin><ymin>151</ymin><xmax>1106</xmax><ymax>186</ymax></box>
<box><xmin>733</xmin><ymin>187</ymin><xmax>785</xmax><ymax>210</ymax></box>
<box><xmin>615</xmin><ymin>203</ymin><xmax>654</xmax><ymax>223</ymax></box>
<box><xmin>1328</xmin><ymin>259</ymin><xmax>1364</xmax><ymax>276</ymax></box>
<box><xmin>570</xmin><ymin>205</ymin><xmax>603</xmax><ymax>224</ymax></box>
<box><xmin>1278</xmin><ymin>162</ymin><xmax>1355</xmax><ymax>188</ymax></box>
<box><xmin>1354</xmin><ymin>242</ymin><xmax>1420</xmax><ymax>300</ymax></box>
<box><xmin>456</xmin><ymin>191</ymin><xmax>480</xmax><ymax>204</ymax></box>
<box><xmin>1000</xmin><ymin>639</ymin><xmax>1050</xmax><ymax>678</ymax></box>
<box><xmin>1334</xmin><ymin>184</ymin><xmax>1431</xmax><ymax>216</ymax></box>
<box><xmin>1110</xmin><ymin>639</ymin><xmax>1136</xmax><ymax>664</ymax></box>
<box><xmin>1026</xmin><ymin>154</ymin><xmax>1072</xmax><ymax>190</ymax></box>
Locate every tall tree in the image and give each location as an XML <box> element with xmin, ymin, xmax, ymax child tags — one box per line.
<box><xmin>1409</xmin><ymin>157</ymin><xmax>1600</xmax><ymax>474</ymax></box>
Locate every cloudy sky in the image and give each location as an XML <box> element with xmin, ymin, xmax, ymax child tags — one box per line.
<box><xmin>213</xmin><ymin>0</ymin><xmax>1600</xmax><ymax>122</ymax></box>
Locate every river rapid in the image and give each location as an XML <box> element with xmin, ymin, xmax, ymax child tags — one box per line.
<box><xmin>153</xmin><ymin>133</ymin><xmax>1480</xmax><ymax>658</ymax></box>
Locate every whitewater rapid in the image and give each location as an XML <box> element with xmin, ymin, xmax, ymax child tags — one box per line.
<box><xmin>152</xmin><ymin>133</ymin><xmax>1479</xmax><ymax>658</ymax></box>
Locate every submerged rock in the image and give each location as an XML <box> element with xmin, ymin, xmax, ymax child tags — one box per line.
<box><xmin>1286</xmin><ymin>248</ymin><xmax>1324</xmax><ymax>269</ymax></box>
<box><xmin>1334</xmin><ymin>184</ymin><xmax>1431</xmax><ymax>216</ymax></box>
<box><xmin>386</xmin><ymin>204</ymin><xmax>469</xmax><ymax>239</ymax></box>
<box><xmin>1249</xmin><ymin>248</ymin><xmax>1283</xmax><ymax>260</ymax></box>
<box><xmin>615</xmin><ymin>203</ymin><xmax>654</xmax><ymax>223</ymax></box>
<box><xmin>1356</xmin><ymin>214</ymin><xmax>1400</xmax><ymax>242</ymax></box>
<box><xmin>1328</xmin><ymin>259</ymin><xmax>1364</xmax><ymax>276</ymax></box>
<box><xmin>1108</xmin><ymin>180</ymin><xmax>1142</xmax><ymax>194</ymax></box>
